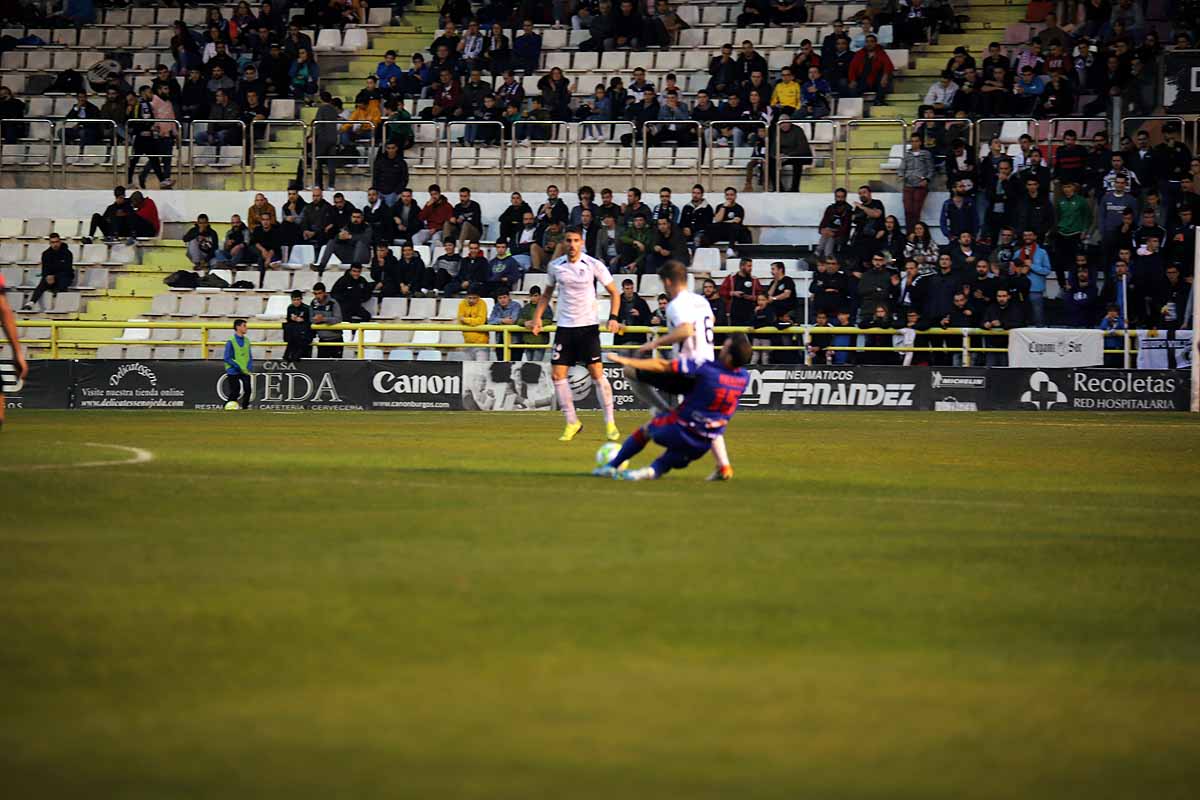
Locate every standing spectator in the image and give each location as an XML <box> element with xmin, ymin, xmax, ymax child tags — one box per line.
<box><xmin>897</xmin><ymin>133</ymin><xmax>933</xmax><ymax>232</ymax></box>
<box><xmin>1053</xmin><ymin>181</ymin><xmax>1091</xmax><ymax>288</ymax></box>
<box><xmin>24</xmin><ymin>233</ymin><xmax>75</xmax><ymax>310</ymax></box>
<box><xmin>512</xmin><ymin>19</ymin><xmax>542</xmax><ymax>73</ymax></box>
<box><xmin>817</xmin><ymin>188</ymin><xmax>853</xmax><ymax>258</ymax></box>
<box><xmin>488</xmin><ymin>289</ymin><xmax>523</xmax><ymax>359</ymax></box>
<box><xmin>332</xmin><ymin>263</ymin><xmax>374</xmax><ymax>323</ymax></box>
<box><xmin>1013</xmin><ymin>229</ymin><xmax>1052</xmax><ymax>326</ymax></box>
<box><xmin>810</xmin><ymin>257</ymin><xmax>849</xmax><ymax>321</ymax></box>
<box><xmin>1062</xmin><ymin>268</ymin><xmax>1101</xmax><ymax>328</ymax></box>
<box><xmin>371</xmin><ymin>141</ymin><xmax>408</xmax><ymax>205</ymax></box>
<box><xmin>939</xmin><ymin>180</ymin><xmax>976</xmax><ymax>241</ymax></box>
<box><xmin>1011</xmin><ymin>177</ymin><xmax>1056</xmax><ymax>244</ymax></box>
<box><xmin>720</xmin><ymin>258</ymin><xmax>762</xmax><ymax>325</ymax></box>
<box><xmin>766</xmin><ymin>262</ymin><xmax>797</xmax><ymax>317</ymax></box>
<box><xmin>769</xmin><ymin>116</ymin><xmax>813</xmax><ymax>192</ymax></box>
<box><xmin>282</xmin><ymin>290</ymin><xmax>312</xmax><ymax>361</ymax></box>
<box><xmin>982</xmin><ymin>288</ymin><xmax>1024</xmax><ymax>365</ymax></box>
<box><xmin>614</xmin><ymin>278</ymin><xmax>652</xmax><ymax>348</ymax></box>
<box><xmin>312</xmin><ymin>93</ymin><xmax>341</xmax><ymax>190</ymax></box>
<box><xmin>515</xmin><ymin>285</ymin><xmax>553</xmax><ymax>361</ymax></box>
<box><xmin>184</xmin><ymin>214</ymin><xmax>220</xmax><ymax>270</ymax></box>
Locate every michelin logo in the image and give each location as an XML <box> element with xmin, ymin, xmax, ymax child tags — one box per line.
<box><xmin>931</xmin><ymin>370</ymin><xmax>986</xmax><ymax>390</ymax></box>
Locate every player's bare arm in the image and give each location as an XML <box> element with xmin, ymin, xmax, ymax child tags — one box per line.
<box><xmin>637</xmin><ymin>322</ymin><xmax>693</xmax><ymax>355</ymax></box>
<box><xmin>603</xmin><ymin>281</ymin><xmax>622</xmax><ymax>334</ymax></box>
<box><xmin>531</xmin><ymin>283</ymin><xmax>554</xmax><ymax>336</ymax></box>
<box><xmin>0</xmin><ymin>291</ymin><xmax>27</xmax><ymax>380</ymax></box>
<box><xmin>608</xmin><ymin>353</ymin><xmax>670</xmax><ymax>373</ymax></box>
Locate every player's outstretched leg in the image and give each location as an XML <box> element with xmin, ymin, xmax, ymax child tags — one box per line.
<box><xmin>591</xmin><ymin>366</ymin><xmax>619</xmax><ymax>441</ymax></box>
<box><xmin>553</xmin><ymin>377</ymin><xmax>583</xmax><ymax>441</ymax></box>
<box><xmin>707</xmin><ymin>434</ymin><xmax>733</xmax><ymax>481</ymax></box>
<box><xmin>624</xmin><ymin>365</ymin><xmax>672</xmax><ymax>415</ymax></box>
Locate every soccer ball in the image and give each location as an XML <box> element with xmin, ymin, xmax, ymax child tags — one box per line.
<box><xmin>224</xmin><ymin>401</ymin><xmax>241</xmax><ymax>411</ymax></box>
<box><xmin>596</xmin><ymin>442</ymin><xmax>627</xmax><ymax>470</ymax></box>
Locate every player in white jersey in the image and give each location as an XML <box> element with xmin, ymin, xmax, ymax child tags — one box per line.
<box><xmin>0</xmin><ymin>272</ymin><xmax>27</xmax><ymax>431</ymax></box>
<box><xmin>622</xmin><ymin>260</ymin><xmax>734</xmax><ymax>480</ymax></box>
<box><xmin>530</xmin><ymin>227</ymin><xmax>623</xmax><ymax>442</ymax></box>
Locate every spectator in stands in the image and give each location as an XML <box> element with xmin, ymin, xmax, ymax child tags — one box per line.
<box><xmin>510</xmin><ymin>283</ymin><xmax>549</xmax><ymax>360</ymax></box>
<box><xmin>769</xmin><ymin>116</ymin><xmax>812</xmax><ymax>192</ymax></box>
<box><xmin>300</xmin><ymin>185</ymin><xmax>337</xmax><ymax>249</ymax></box>
<box><xmin>125</xmin><ymin>84</ymin><xmax>177</xmax><ymax>189</ymax></box>
<box><xmin>982</xmin><ymin>287</ymin><xmax>1023</xmax><ymax>365</ymax></box>
<box><xmin>809</xmin><ymin>257</ymin><xmax>849</xmax><ymax>322</ymax></box>
<box><xmin>250</xmin><ymin>213</ymin><xmax>283</xmax><ymax>281</ymax></box>
<box><xmin>0</xmin><ymin>85</ymin><xmax>25</xmax><ymax>145</ymax></box>
<box><xmin>288</xmin><ymin>47</ymin><xmax>320</xmax><ymax>102</ymax></box>
<box><xmin>678</xmin><ymin>184</ymin><xmax>713</xmax><ymax>249</ymax></box>
<box><xmin>939</xmin><ymin>179</ymin><xmax>976</xmax><ymax>242</ymax></box>
<box><xmin>395</xmin><ymin>243</ymin><xmax>430</xmax><ymax>297</ymax></box>
<box><xmin>429</xmin><ymin>240</ymin><xmax>462</xmax><ymax>293</ymax></box>
<box><xmin>617</xmin><ymin>215</ymin><xmax>653</xmax><ymax>274</ymax></box>
<box><xmin>456</xmin><ymin>242</ymin><xmax>491</xmax><ymax>295</ymax></box>
<box><xmin>848</xmin><ymin>35</ymin><xmax>893</xmax><ymax>106</ymax></box>
<box><xmin>904</xmin><ymin>221</ymin><xmax>938</xmax><ymax>271</ymax></box>
<box><xmin>815</xmin><ymin>188</ymin><xmax>853</xmax><ymax>259</ymax></box>
<box><xmin>849</xmin><ymin>184</ymin><xmax>886</xmax><ymax>265</ymax></box>
<box><xmin>307</xmin><ymin>282</ymin><xmax>343</xmax><ymax>358</ymax></box>
<box><xmin>1100</xmin><ymin>175</ymin><xmax>1139</xmax><ymax>263</ymax></box>
<box><xmin>706</xmin><ymin>43</ymin><xmax>739</xmax><ymax>98</ymax></box>
<box><xmin>362</xmin><ymin>188</ymin><xmax>394</xmax><ymax>244</ymax></box>
<box><xmin>456</xmin><ymin>288</ymin><xmax>489</xmax><ymax>360</ymax></box>
<box><xmin>367</xmin><ymin>243</ymin><xmax>402</xmax><ymax>299</ymax></box>
<box><xmin>310</xmin><ymin>93</ymin><xmax>341</xmax><ymax>189</ymax></box>
<box><xmin>22</xmin><ymin>232</ymin><xmax>74</xmax><ymax>311</ymax></box>
<box><xmin>512</xmin><ymin>19</ymin><xmax>542</xmax><ymax>73</ymax></box>
<box><xmin>1014</xmin><ymin>229</ymin><xmax>1052</xmax><ymax>326</ymax></box>
<box><xmin>896</xmin><ymin>133</ymin><xmax>933</xmax><ymax>233</ymax></box>
<box><xmin>487</xmin><ymin>289</ymin><xmax>522</xmax><ymax>359</ymax></box>
<box><xmin>183</xmin><ymin>214</ymin><xmax>220</xmax><ymax>271</ymax></box>
<box><xmin>650</xmin><ymin>188</ymin><xmax>679</xmax><ymax>225</ymax></box>
<box><xmin>443</xmin><ymin>188</ymin><xmax>483</xmax><ymax>245</ymax></box>
<box><xmin>498</xmin><ymin>191</ymin><xmax>533</xmax><ymax>242</ymax></box>
<box><xmin>367</xmin><ymin>142</ymin><xmax>408</xmax><ymax>208</ymax></box>
<box><xmin>410</xmin><ymin>184</ymin><xmax>451</xmax><ymax>246</ymax></box>
<box><xmin>195</xmin><ymin>89</ymin><xmax>243</xmax><ymax>147</ymax></box>
<box><xmin>213</xmin><ymin>215</ymin><xmax>250</xmax><ymax>267</ymax></box>
<box><xmin>125</xmin><ymin>191</ymin><xmax>160</xmax><ymax>241</ymax></box>
<box><xmin>63</xmin><ymin>90</ymin><xmax>102</xmax><ymax>148</ymax></box>
<box><xmin>705</xmin><ymin>187</ymin><xmax>750</xmax><ymax>248</ymax></box>
<box><xmin>619</xmin><ymin>188</ymin><xmax>651</xmax><ymax>226</ymax></box>
<box><xmin>282</xmin><ymin>290</ymin><xmax>312</xmax><ymax>362</ymax></box>
<box><xmin>390</xmin><ymin>188</ymin><xmax>421</xmax><ymax>243</ymax></box>
<box><xmin>613</xmin><ymin>278</ymin><xmax>652</xmax><ymax>347</ymax></box>
<box><xmin>646</xmin><ymin>219</ymin><xmax>687</xmax><ymax>275</ymax></box>
<box><xmin>720</xmin><ymin>258</ymin><xmax>762</xmax><ymax>325</ymax></box>
<box><xmin>1062</xmin><ymin>267</ymin><xmax>1101</xmax><ymax>328</ymax></box>
<box><xmin>276</xmin><ymin>188</ymin><xmax>307</xmax><ymax>248</ymax></box>
<box><xmin>1012</xmin><ymin>178</ymin><xmax>1055</xmax><ymax>245</ymax></box>
<box><xmin>247</xmin><ymin>193</ymin><xmax>277</xmax><ymax>231</ymax></box>
<box><xmin>332</xmin><ymin>263</ymin><xmax>374</xmax><ymax>323</ymax></box>
<box><xmin>319</xmin><ymin>208</ymin><xmax>373</xmax><ymax>271</ymax></box>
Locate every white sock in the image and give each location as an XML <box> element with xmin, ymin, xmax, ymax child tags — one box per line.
<box><xmin>711</xmin><ymin>435</ymin><xmax>730</xmax><ymax>469</ymax></box>
<box><xmin>595</xmin><ymin>374</ymin><xmax>615</xmax><ymax>425</ymax></box>
<box><xmin>553</xmin><ymin>379</ymin><xmax>578</xmax><ymax>424</ymax></box>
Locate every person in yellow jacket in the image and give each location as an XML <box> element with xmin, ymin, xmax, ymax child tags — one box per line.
<box><xmin>339</xmin><ymin>99</ymin><xmax>382</xmax><ymax>146</ymax></box>
<box><xmin>457</xmin><ymin>288</ymin><xmax>490</xmax><ymax>361</ymax></box>
<box><xmin>769</xmin><ymin>66</ymin><xmax>801</xmax><ymax>113</ymax></box>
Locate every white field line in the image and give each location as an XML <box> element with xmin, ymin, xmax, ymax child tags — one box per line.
<box><xmin>0</xmin><ymin>442</ymin><xmax>155</xmax><ymax>472</ymax></box>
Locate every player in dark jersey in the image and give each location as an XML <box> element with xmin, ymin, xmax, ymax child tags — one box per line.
<box><xmin>595</xmin><ymin>333</ymin><xmax>752</xmax><ymax>481</ymax></box>
<box><xmin>0</xmin><ymin>272</ymin><xmax>28</xmax><ymax>430</ymax></box>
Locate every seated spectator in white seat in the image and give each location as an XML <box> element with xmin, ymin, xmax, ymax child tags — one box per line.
<box><xmin>183</xmin><ymin>214</ymin><xmax>220</xmax><ymax>270</ymax></box>
<box><xmin>214</xmin><ymin>214</ymin><xmax>250</xmax><ymax>267</ymax></box>
<box><xmin>488</xmin><ymin>288</ymin><xmax>523</xmax><ymax>359</ymax></box>
<box><xmin>508</xmin><ymin>211</ymin><xmax>539</xmax><ymax>272</ymax></box>
<box><xmin>431</xmin><ymin>240</ymin><xmax>463</xmax><ymax>294</ymax></box>
<box><xmin>24</xmin><ymin>233</ymin><xmax>75</xmax><ymax>310</ymax></box>
<box><xmin>318</xmin><ymin>209</ymin><xmax>373</xmax><ymax>271</ymax></box>
<box><xmin>332</xmin><ymin>263</ymin><xmax>374</xmax><ymax>323</ymax></box>
<box><xmin>485</xmin><ymin>240</ymin><xmax>525</xmax><ymax>296</ymax></box>
<box><xmin>250</xmin><ymin>213</ymin><xmax>284</xmax><ymax>286</ymax></box>
<box><xmin>595</xmin><ymin>214</ymin><xmax>623</xmax><ymax>271</ymax></box>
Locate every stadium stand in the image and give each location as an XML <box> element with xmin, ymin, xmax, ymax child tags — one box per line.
<box><xmin>0</xmin><ymin>0</ymin><xmax>1196</xmax><ymax>365</ymax></box>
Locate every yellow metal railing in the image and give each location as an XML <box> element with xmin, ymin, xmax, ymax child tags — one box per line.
<box><xmin>13</xmin><ymin>320</ymin><xmax>1140</xmax><ymax>366</ymax></box>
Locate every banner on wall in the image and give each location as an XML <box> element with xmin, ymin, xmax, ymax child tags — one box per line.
<box><xmin>9</xmin><ymin>361</ymin><xmax>1193</xmax><ymax>412</ymax></box>
<box><xmin>1163</xmin><ymin>51</ymin><xmax>1200</xmax><ymax>114</ymax></box>
<box><xmin>1136</xmin><ymin>330</ymin><xmax>1193</xmax><ymax>370</ymax></box>
<box><xmin>1008</xmin><ymin>329</ymin><xmax>1104</xmax><ymax>368</ymax></box>
<box><xmin>1</xmin><ymin>360</ymin><xmax>73</xmax><ymax>409</ymax></box>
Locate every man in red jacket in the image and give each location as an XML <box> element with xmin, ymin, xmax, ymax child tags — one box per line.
<box><xmin>414</xmin><ymin>184</ymin><xmax>454</xmax><ymax>246</ymax></box>
<box><xmin>718</xmin><ymin>258</ymin><xmax>763</xmax><ymax>326</ymax></box>
<box><xmin>128</xmin><ymin>191</ymin><xmax>160</xmax><ymax>242</ymax></box>
<box><xmin>848</xmin><ymin>35</ymin><xmax>894</xmax><ymax>106</ymax></box>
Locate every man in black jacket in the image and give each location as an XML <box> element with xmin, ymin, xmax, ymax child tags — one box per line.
<box><xmin>390</xmin><ymin>188</ymin><xmax>422</xmax><ymax>244</ymax></box>
<box><xmin>362</xmin><ymin>188</ymin><xmax>394</xmax><ymax>245</ymax></box>
<box><xmin>982</xmin><ymin>287</ymin><xmax>1025</xmax><ymax>366</ymax></box>
<box><xmin>318</xmin><ymin>208</ymin><xmax>373</xmax><ymax>272</ymax></box>
<box><xmin>84</xmin><ymin>186</ymin><xmax>134</xmax><ymax>243</ymax></box>
<box><xmin>282</xmin><ymin>289</ymin><xmax>312</xmax><ymax>361</ymax></box>
<box><xmin>332</xmin><ymin>263</ymin><xmax>374</xmax><ymax>322</ymax></box>
<box><xmin>26</xmin><ymin>233</ymin><xmax>75</xmax><ymax>309</ymax></box>
<box><xmin>445</xmin><ymin>187</ymin><xmax>483</xmax><ymax>244</ymax></box>
<box><xmin>679</xmin><ymin>184</ymin><xmax>714</xmax><ymax>247</ymax></box>
<box><xmin>371</xmin><ymin>141</ymin><xmax>409</xmax><ymax>205</ymax></box>
<box><xmin>300</xmin><ymin>186</ymin><xmax>336</xmax><ymax>249</ymax></box>
<box><xmin>614</xmin><ymin>278</ymin><xmax>652</xmax><ymax>347</ymax></box>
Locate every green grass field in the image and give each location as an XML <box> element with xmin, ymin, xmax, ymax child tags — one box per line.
<box><xmin>2</xmin><ymin>409</ymin><xmax>1200</xmax><ymax>798</ymax></box>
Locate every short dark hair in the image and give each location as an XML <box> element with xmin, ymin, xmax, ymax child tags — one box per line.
<box><xmin>726</xmin><ymin>333</ymin><xmax>752</xmax><ymax>367</ymax></box>
<box><xmin>658</xmin><ymin>260</ymin><xmax>687</xmax><ymax>284</ymax></box>
<box><xmin>233</xmin><ymin>318</ymin><xmax>247</xmax><ymax>328</ymax></box>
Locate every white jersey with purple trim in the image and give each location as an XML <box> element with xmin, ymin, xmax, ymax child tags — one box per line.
<box><xmin>546</xmin><ymin>253</ymin><xmax>614</xmax><ymax>328</ymax></box>
<box><xmin>665</xmin><ymin>289</ymin><xmax>716</xmax><ymax>362</ymax></box>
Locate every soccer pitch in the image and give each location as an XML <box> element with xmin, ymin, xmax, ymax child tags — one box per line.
<box><xmin>2</xmin><ymin>409</ymin><xmax>1199</xmax><ymax>798</ymax></box>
